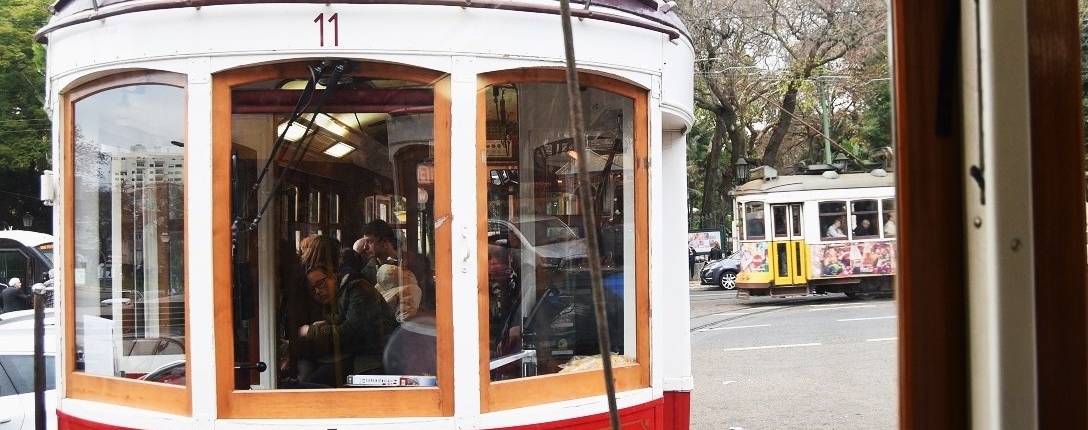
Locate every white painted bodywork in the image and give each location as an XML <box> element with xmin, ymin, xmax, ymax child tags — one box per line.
<box><xmin>41</xmin><ymin>2</ymin><xmax>695</xmax><ymax>428</ymax></box>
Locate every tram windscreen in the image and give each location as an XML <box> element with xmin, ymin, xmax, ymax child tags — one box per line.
<box><xmin>484</xmin><ymin>82</ymin><xmax>634</xmax><ymax>380</ymax></box>
<box><xmin>230</xmin><ymin>68</ymin><xmax>438</xmax><ymax>389</ymax></box>
<box><xmin>71</xmin><ymin>83</ymin><xmax>186</xmax><ymax>382</ymax></box>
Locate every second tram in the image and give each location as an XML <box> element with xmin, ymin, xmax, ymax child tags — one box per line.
<box><xmin>731</xmin><ymin>165</ymin><xmax>895</xmax><ymax>298</ymax></box>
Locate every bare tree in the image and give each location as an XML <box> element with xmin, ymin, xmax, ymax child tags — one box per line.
<box><xmin>681</xmin><ymin>0</ymin><xmax>887</xmax><ymax>219</ymax></box>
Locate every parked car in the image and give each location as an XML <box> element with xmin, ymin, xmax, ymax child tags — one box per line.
<box><xmin>0</xmin><ymin>309</ymin><xmax>56</xmax><ymax>430</ymax></box>
<box><xmin>699</xmin><ymin>251</ymin><xmax>741</xmax><ymax>290</ymax></box>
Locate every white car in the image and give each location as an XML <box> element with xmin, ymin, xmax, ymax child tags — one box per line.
<box><xmin>488</xmin><ymin>216</ymin><xmax>588</xmax><ymax>270</ymax></box>
<box><xmin>0</xmin><ymin>309</ymin><xmax>56</xmax><ymax>430</ymax></box>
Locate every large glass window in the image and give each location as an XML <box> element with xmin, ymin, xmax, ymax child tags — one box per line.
<box><xmin>229</xmin><ymin>65</ymin><xmax>439</xmax><ymax>392</ymax></box>
<box><xmin>480</xmin><ymin>72</ymin><xmax>647</xmax><ymax>410</ymax></box>
<box><xmin>743</xmin><ymin>202</ymin><xmax>766</xmax><ymax>239</ymax></box>
<box><xmin>71</xmin><ymin>81</ymin><xmax>185</xmax><ymax>384</ymax></box>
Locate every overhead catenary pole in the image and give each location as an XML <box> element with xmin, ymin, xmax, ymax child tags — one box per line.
<box><xmin>819</xmin><ymin>78</ymin><xmax>832</xmax><ymax>165</ymax></box>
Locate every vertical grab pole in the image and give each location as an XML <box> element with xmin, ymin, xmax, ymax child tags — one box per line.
<box><xmin>556</xmin><ymin>2</ymin><xmax>620</xmax><ymax>429</ymax></box>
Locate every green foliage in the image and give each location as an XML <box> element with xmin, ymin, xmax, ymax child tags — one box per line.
<box><xmin>0</xmin><ymin>0</ymin><xmax>52</xmax><ymax>231</ymax></box>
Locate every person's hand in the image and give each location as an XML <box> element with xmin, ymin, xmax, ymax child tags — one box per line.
<box><xmin>298</xmin><ymin>325</ymin><xmax>310</xmax><ymax>338</ymax></box>
<box><xmin>311</xmin><ymin>320</ymin><xmax>326</xmax><ymax>330</ymax></box>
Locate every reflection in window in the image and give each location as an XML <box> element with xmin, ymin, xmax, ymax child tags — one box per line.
<box><xmin>72</xmin><ymin>83</ymin><xmax>186</xmax><ymax>382</ymax></box>
<box><xmin>744</xmin><ymin>202</ymin><xmax>766</xmax><ymax>239</ymax></box>
<box><xmin>230</xmin><ymin>70</ymin><xmax>437</xmax><ymax>389</ymax></box>
<box><xmin>484</xmin><ymin>82</ymin><xmax>632</xmax><ymax>380</ymax></box>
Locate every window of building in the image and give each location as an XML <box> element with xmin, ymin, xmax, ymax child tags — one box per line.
<box><xmin>479</xmin><ymin>71</ymin><xmax>648</xmax><ymax>411</ymax></box>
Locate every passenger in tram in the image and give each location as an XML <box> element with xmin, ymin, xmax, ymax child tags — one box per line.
<box><xmin>374</xmin><ymin>264</ymin><xmax>422</xmax><ymax>322</ymax></box>
<box><xmin>884</xmin><ymin>213</ymin><xmax>897</xmax><ymax>236</ymax></box>
<box><xmin>853</xmin><ymin>218</ymin><xmax>877</xmax><ymax>237</ymax></box>
<box><xmin>339</xmin><ymin>247</ymin><xmax>366</xmax><ymax>282</ymax></box>
<box><xmin>826</xmin><ymin>218</ymin><xmax>847</xmax><ymax>238</ymax></box>
<box><xmin>282</xmin><ymin>234</ymin><xmax>340</xmax><ymax>384</ymax></box>
<box><xmin>297</xmin><ymin>264</ymin><xmax>399</xmax><ymax>388</ymax></box>
<box><xmin>356</xmin><ymin>219</ymin><xmax>433</xmax><ymax>312</ymax></box>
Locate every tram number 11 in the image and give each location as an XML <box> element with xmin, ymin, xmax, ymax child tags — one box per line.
<box><xmin>315</xmin><ymin>13</ymin><xmax>339</xmax><ymax>47</ymax></box>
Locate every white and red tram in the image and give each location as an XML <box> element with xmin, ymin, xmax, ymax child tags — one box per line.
<box><xmin>36</xmin><ymin>1</ymin><xmax>695</xmax><ymax>429</ymax></box>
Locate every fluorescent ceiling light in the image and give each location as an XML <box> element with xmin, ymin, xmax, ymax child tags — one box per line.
<box><xmin>313</xmin><ymin>114</ymin><xmax>351</xmax><ymax>138</ymax></box>
<box><xmin>323</xmin><ymin>142</ymin><xmax>356</xmax><ymax>158</ymax></box>
<box><xmin>276</xmin><ymin>121</ymin><xmax>308</xmax><ymax>142</ymax></box>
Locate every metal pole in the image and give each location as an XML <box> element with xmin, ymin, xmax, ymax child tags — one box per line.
<box><xmin>819</xmin><ymin>79</ymin><xmax>832</xmax><ymax>165</ymax></box>
<box><xmin>32</xmin><ymin>283</ymin><xmax>46</xmax><ymax>430</ymax></box>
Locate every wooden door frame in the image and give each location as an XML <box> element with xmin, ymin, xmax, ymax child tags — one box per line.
<box><xmin>893</xmin><ymin>0</ymin><xmax>1087</xmax><ymax>427</ymax></box>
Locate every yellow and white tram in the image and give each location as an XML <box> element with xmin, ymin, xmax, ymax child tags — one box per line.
<box><xmin>731</xmin><ymin>166</ymin><xmax>895</xmax><ymax>297</ymax></box>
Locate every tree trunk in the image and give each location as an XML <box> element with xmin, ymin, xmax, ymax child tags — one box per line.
<box><xmin>762</xmin><ymin>82</ymin><xmax>800</xmax><ymax>165</ymax></box>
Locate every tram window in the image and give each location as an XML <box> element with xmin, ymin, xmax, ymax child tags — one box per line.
<box><xmin>744</xmin><ymin>202</ymin><xmax>766</xmax><ymax>239</ymax></box>
<box><xmin>70</xmin><ymin>81</ymin><xmax>186</xmax><ymax>383</ymax></box>
<box><xmin>882</xmin><ymin>198</ymin><xmax>896</xmax><ymax>237</ymax></box>
<box><xmin>229</xmin><ymin>71</ymin><xmax>438</xmax><ymax>390</ymax></box>
<box><xmin>481</xmin><ymin>80</ymin><xmax>636</xmax><ymax>384</ymax></box>
<box><xmin>819</xmin><ymin>201</ymin><xmax>848</xmax><ymax>240</ymax></box>
<box><xmin>772</xmin><ymin>205</ymin><xmax>788</xmax><ymax>238</ymax></box>
<box><xmin>851</xmin><ymin>200</ymin><xmax>879</xmax><ymax>238</ymax></box>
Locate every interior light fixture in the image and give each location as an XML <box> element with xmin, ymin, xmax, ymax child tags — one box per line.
<box><xmin>276</xmin><ymin>121</ymin><xmax>308</xmax><ymax>142</ymax></box>
<box><xmin>323</xmin><ymin>142</ymin><xmax>356</xmax><ymax>158</ymax></box>
<box><xmin>313</xmin><ymin>114</ymin><xmax>352</xmax><ymax>138</ymax></box>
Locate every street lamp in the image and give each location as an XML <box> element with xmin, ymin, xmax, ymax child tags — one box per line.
<box><xmin>832</xmin><ymin>152</ymin><xmax>849</xmax><ymax>172</ymax></box>
<box><xmin>734</xmin><ymin>157</ymin><xmax>750</xmax><ymax>185</ymax></box>
<box><xmin>22</xmin><ymin>212</ymin><xmax>33</xmax><ymax>228</ymax></box>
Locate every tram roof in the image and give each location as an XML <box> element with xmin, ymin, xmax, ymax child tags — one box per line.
<box><xmin>734</xmin><ymin>170</ymin><xmax>894</xmax><ymax>195</ymax></box>
<box><xmin>40</xmin><ymin>0</ymin><xmax>689</xmax><ymax>42</ymax></box>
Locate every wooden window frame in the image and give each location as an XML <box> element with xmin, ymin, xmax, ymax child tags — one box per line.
<box><xmin>61</xmin><ymin>71</ymin><xmax>191</xmax><ymax>416</ymax></box>
<box><xmin>476</xmin><ymin>70</ymin><xmax>650</xmax><ymax>412</ymax></box>
<box><xmin>210</xmin><ymin>62</ymin><xmax>453</xmax><ymax>419</ymax></box>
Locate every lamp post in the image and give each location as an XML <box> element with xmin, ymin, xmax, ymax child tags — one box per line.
<box><xmin>734</xmin><ymin>157</ymin><xmax>751</xmax><ymax>185</ymax></box>
<box><xmin>832</xmin><ymin>152</ymin><xmax>849</xmax><ymax>172</ymax></box>
<box><xmin>22</xmin><ymin>212</ymin><xmax>33</xmax><ymax>228</ymax></box>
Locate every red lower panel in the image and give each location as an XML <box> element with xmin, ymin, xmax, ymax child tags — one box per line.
<box><xmin>58</xmin><ymin>393</ymin><xmax>691</xmax><ymax>430</ymax></box>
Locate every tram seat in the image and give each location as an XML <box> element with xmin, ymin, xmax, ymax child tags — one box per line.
<box><xmin>382</xmin><ymin>313</ymin><xmax>436</xmax><ymax>375</ymax></box>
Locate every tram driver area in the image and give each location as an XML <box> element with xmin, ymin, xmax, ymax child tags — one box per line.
<box><xmin>225</xmin><ymin>63</ymin><xmax>445</xmax><ymax>389</ymax></box>
<box><xmin>222</xmin><ymin>63</ymin><xmax>634</xmax><ymax>389</ymax></box>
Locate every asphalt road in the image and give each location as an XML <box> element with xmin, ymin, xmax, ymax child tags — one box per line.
<box><xmin>688</xmin><ymin>282</ymin><xmax>898</xmax><ymax>430</ymax></box>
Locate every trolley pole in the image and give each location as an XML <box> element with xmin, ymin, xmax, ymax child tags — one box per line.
<box><xmin>32</xmin><ymin>283</ymin><xmax>46</xmax><ymax>430</ymax></box>
<box><xmin>818</xmin><ymin>78</ymin><xmax>832</xmax><ymax>165</ymax></box>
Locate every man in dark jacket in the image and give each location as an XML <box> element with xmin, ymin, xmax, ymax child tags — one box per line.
<box><xmin>0</xmin><ymin>278</ymin><xmax>30</xmax><ymax>314</ymax></box>
<box><xmin>296</xmin><ymin>265</ymin><xmax>398</xmax><ymax>388</ymax></box>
